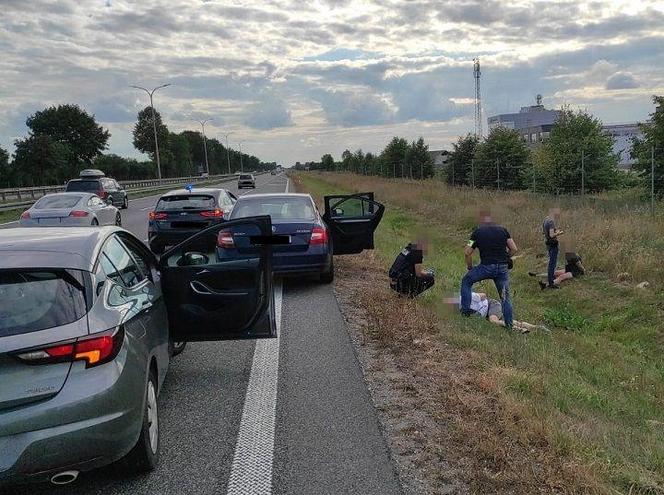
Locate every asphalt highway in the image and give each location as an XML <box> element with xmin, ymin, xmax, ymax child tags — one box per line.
<box><xmin>4</xmin><ymin>173</ymin><xmax>402</xmax><ymax>495</ymax></box>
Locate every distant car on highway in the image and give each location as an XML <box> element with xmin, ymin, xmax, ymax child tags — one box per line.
<box><xmin>65</xmin><ymin>169</ymin><xmax>128</xmax><ymax>210</ymax></box>
<box><xmin>237</xmin><ymin>173</ymin><xmax>256</xmax><ymax>189</ymax></box>
<box><xmin>0</xmin><ymin>220</ymin><xmax>277</xmax><ymax>487</ymax></box>
<box><xmin>270</xmin><ymin>170</ymin><xmax>277</xmax><ymax>175</ymax></box>
<box><xmin>147</xmin><ymin>187</ymin><xmax>237</xmax><ymax>254</ymax></box>
<box><xmin>19</xmin><ymin>192</ymin><xmax>121</xmax><ymax>227</ymax></box>
<box><xmin>225</xmin><ymin>193</ymin><xmax>384</xmax><ymax>282</ymax></box>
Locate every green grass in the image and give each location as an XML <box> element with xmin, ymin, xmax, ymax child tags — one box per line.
<box><xmin>296</xmin><ymin>172</ymin><xmax>664</xmax><ymax>493</ymax></box>
<box><xmin>0</xmin><ymin>208</ymin><xmax>22</xmax><ymax>224</ymax></box>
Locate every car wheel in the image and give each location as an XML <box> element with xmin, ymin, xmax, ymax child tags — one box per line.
<box><xmin>115</xmin><ymin>212</ymin><xmax>122</xmax><ymax>226</ymax></box>
<box><xmin>169</xmin><ymin>340</ymin><xmax>187</xmax><ymax>357</ymax></box>
<box><xmin>123</xmin><ymin>368</ymin><xmax>160</xmax><ymax>473</ymax></box>
<box><xmin>122</xmin><ymin>196</ymin><xmax>129</xmax><ymax>209</ymax></box>
<box><xmin>91</xmin><ymin>218</ymin><xmax>99</xmax><ymax>226</ymax></box>
<box><xmin>320</xmin><ymin>257</ymin><xmax>334</xmax><ymax>284</ymax></box>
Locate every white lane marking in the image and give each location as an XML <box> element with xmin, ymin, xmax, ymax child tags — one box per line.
<box><xmin>0</xmin><ymin>220</ymin><xmax>18</xmax><ymax>227</ymax></box>
<box><xmin>226</xmin><ymin>279</ymin><xmax>282</xmax><ymax>495</ymax></box>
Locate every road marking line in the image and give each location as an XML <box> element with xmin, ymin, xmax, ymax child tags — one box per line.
<box><xmin>226</xmin><ymin>279</ymin><xmax>282</xmax><ymax>495</ymax></box>
<box><xmin>0</xmin><ymin>220</ymin><xmax>18</xmax><ymax>227</ymax></box>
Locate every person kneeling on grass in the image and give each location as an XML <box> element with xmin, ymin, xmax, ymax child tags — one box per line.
<box><xmin>529</xmin><ymin>251</ymin><xmax>585</xmax><ymax>290</ymax></box>
<box><xmin>389</xmin><ymin>240</ymin><xmax>435</xmax><ymax>298</ymax></box>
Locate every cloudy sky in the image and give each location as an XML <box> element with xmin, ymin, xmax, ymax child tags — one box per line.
<box><xmin>1</xmin><ymin>0</ymin><xmax>663</xmax><ymax>165</ymax></box>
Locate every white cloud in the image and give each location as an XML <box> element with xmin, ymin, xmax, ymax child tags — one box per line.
<box><xmin>0</xmin><ymin>0</ymin><xmax>663</xmax><ymax>164</ymax></box>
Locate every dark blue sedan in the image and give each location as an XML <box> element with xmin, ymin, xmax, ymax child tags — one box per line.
<box><xmin>221</xmin><ymin>193</ymin><xmax>384</xmax><ymax>283</ymax></box>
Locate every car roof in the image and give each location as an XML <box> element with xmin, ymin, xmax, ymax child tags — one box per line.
<box><xmin>67</xmin><ymin>177</ymin><xmax>102</xmax><ymax>182</ymax></box>
<box><xmin>235</xmin><ymin>193</ymin><xmax>312</xmax><ymax>201</ymax></box>
<box><xmin>160</xmin><ymin>188</ymin><xmax>224</xmax><ymax>197</ymax></box>
<box><xmin>0</xmin><ymin>227</ymin><xmax>122</xmax><ymax>271</ymax></box>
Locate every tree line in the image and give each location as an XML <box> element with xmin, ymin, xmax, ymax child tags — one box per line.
<box><xmin>445</xmin><ymin>99</ymin><xmax>664</xmax><ymax>196</ymax></box>
<box><xmin>0</xmin><ymin>104</ymin><xmax>275</xmax><ymax>188</ymax></box>
<box><xmin>295</xmin><ymin>136</ymin><xmax>435</xmax><ymax>179</ymax></box>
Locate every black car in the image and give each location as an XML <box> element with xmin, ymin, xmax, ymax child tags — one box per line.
<box><xmin>148</xmin><ymin>187</ymin><xmax>237</xmax><ymax>254</ymax></box>
<box><xmin>65</xmin><ymin>169</ymin><xmax>129</xmax><ymax>209</ymax></box>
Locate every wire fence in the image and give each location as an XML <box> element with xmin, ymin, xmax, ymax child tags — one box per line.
<box><xmin>442</xmin><ymin>147</ymin><xmax>662</xmax><ymax>217</ymax></box>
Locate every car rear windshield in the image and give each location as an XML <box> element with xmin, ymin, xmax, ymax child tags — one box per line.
<box><xmin>232</xmin><ymin>197</ymin><xmax>315</xmax><ymax>220</ymax></box>
<box><xmin>239</xmin><ymin>175</ymin><xmax>253</xmax><ymax>180</ymax></box>
<box><xmin>66</xmin><ymin>180</ymin><xmax>100</xmax><ymax>192</ymax></box>
<box><xmin>34</xmin><ymin>195</ymin><xmax>83</xmax><ymax>209</ymax></box>
<box><xmin>0</xmin><ymin>269</ymin><xmax>87</xmax><ymax>338</ymax></box>
<box><xmin>156</xmin><ymin>194</ymin><xmax>216</xmax><ymax>211</ymax></box>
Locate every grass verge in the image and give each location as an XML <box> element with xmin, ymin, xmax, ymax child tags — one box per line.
<box><xmin>294</xmin><ymin>171</ymin><xmax>664</xmax><ymax>494</ymax></box>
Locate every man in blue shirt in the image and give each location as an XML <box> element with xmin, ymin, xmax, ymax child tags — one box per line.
<box><xmin>460</xmin><ymin>210</ymin><xmax>518</xmax><ymax>328</ymax></box>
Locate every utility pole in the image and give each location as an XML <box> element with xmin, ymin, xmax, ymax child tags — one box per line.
<box><xmin>242</xmin><ymin>143</ymin><xmax>246</xmax><ymax>173</ymax></box>
<box><xmin>496</xmin><ymin>158</ymin><xmax>500</xmax><ymax>190</ymax></box>
<box><xmin>471</xmin><ymin>159</ymin><xmax>475</xmax><ymax>189</ymax></box>
<box><xmin>652</xmin><ymin>146</ymin><xmax>655</xmax><ymax>217</ymax></box>
<box><xmin>130</xmin><ymin>83</ymin><xmax>171</xmax><ymax>181</ymax></box>
<box><xmin>196</xmin><ymin>118</ymin><xmax>212</xmax><ymax>175</ymax></box>
<box><xmin>581</xmin><ymin>149</ymin><xmax>585</xmax><ymax>196</ymax></box>
<box><xmin>223</xmin><ymin>132</ymin><xmax>233</xmax><ymax>174</ymax></box>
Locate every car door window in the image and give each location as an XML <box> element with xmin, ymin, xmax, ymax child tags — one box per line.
<box><xmin>102</xmin><ymin>236</ymin><xmax>146</xmax><ymax>288</ymax></box>
<box><xmin>117</xmin><ymin>235</ymin><xmax>154</xmax><ymax>282</ymax></box>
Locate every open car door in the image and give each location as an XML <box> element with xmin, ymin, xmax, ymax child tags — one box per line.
<box><xmin>322</xmin><ymin>192</ymin><xmax>385</xmax><ymax>255</ymax></box>
<box><xmin>158</xmin><ymin>216</ymin><xmax>276</xmax><ymax>341</ymax></box>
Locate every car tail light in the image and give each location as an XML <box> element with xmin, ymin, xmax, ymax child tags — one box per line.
<box><xmin>149</xmin><ymin>211</ymin><xmax>168</xmax><ymax>220</ymax></box>
<box><xmin>218</xmin><ymin>229</ymin><xmax>235</xmax><ymax>248</ymax></box>
<box><xmin>14</xmin><ymin>327</ymin><xmax>124</xmax><ymax>368</ymax></box>
<box><xmin>20</xmin><ymin>211</ymin><xmax>30</xmax><ymax>220</ymax></box>
<box><xmin>310</xmin><ymin>226</ymin><xmax>328</xmax><ymax>245</ymax></box>
<box><xmin>200</xmin><ymin>208</ymin><xmax>223</xmax><ymax>218</ymax></box>
<box><xmin>69</xmin><ymin>210</ymin><xmax>89</xmax><ymax>218</ymax></box>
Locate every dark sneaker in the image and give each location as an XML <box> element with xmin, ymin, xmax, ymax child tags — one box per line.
<box><xmin>547</xmin><ymin>284</ymin><xmax>560</xmax><ymax>290</ymax></box>
<box><xmin>538</xmin><ymin>281</ymin><xmax>547</xmax><ymax>290</ymax></box>
<box><xmin>528</xmin><ymin>271</ymin><xmax>538</xmax><ymax>277</ymax></box>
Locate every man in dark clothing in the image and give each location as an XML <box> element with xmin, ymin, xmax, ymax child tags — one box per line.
<box><xmin>460</xmin><ymin>210</ymin><xmax>518</xmax><ymax>328</ymax></box>
<box><xmin>542</xmin><ymin>208</ymin><xmax>564</xmax><ymax>289</ymax></box>
<box><xmin>389</xmin><ymin>241</ymin><xmax>435</xmax><ymax>297</ymax></box>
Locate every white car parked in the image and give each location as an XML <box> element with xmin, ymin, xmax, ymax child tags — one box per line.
<box><xmin>19</xmin><ymin>192</ymin><xmax>122</xmax><ymax>227</ymax></box>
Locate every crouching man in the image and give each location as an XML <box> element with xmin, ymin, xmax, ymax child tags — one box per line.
<box><xmin>389</xmin><ymin>240</ymin><xmax>435</xmax><ymax>297</ymax></box>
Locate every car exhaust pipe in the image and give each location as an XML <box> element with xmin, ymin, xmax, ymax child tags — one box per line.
<box><xmin>50</xmin><ymin>470</ymin><xmax>79</xmax><ymax>485</ymax></box>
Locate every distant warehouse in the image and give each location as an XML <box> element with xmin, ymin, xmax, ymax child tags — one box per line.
<box><xmin>487</xmin><ymin>95</ymin><xmax>642</xmax><ymax>169</ymax></box>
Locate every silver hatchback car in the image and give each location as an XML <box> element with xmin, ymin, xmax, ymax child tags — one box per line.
<box><xmin>19</xmin><ymin>193</ymin><xmax>121</xmax><ymax>227</ymax></box>
<box><xmin>0</xmin><ymin>220</ymin><xmax>278</xmax><ymax>487</ymax></box>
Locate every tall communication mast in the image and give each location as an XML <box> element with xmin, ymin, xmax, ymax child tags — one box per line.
<box><xmin>473</xmin><ymin>57</ymin><xmax>483</xmax><ymax>139</ymax></box>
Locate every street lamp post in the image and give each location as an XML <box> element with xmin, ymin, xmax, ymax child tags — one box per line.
<box><xmin>196</xmin><ymin>119</ymin><xmax>213</xmax><ymax>175</ymax></box>
<box><xmin>130</xmin><ymin>83</ymin><xmax>171</xmax><ymax>181</ymax></box>
<box><xmin>223</xmin><ymin>132</ymin><xmax>233</xmax><ymax>174</ymax></box>
<box><xmin>239</xmin><ymin>141</ymin><xmax>244</xmax><ymax>173</ymax></box>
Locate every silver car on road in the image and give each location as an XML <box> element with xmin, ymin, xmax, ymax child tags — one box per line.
<box><xmin>1</xmin><ymin>218</ymin><xmax>278</xmax><ymax>487</ymax></box>
<box><xmin>19</xmin><ymin>193</ymin><xmax>121</xmax><ymax>227</ymax></box>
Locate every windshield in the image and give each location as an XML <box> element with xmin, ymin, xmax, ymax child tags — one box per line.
<box><xmin>66</xmin><ymin>180</ymin><xmax>100</xmax><ymax>192</ymax></box>
<box><xmin>156</xmin><ymin>194</ymin><xmax>216</xmax><ymax>211</ymax></box>
<box><xmin>239</xmin><ymin>175</ymin><xmax>253</xmax><ymax>180</ymax></box>
<box><xmin>0</xmin><ymin>269</ymin><xmax>87</xmax><ymax>337</ymax></box>
<box><xmin>232</xmin><ymin>197</ymin><xmax>315</xmax><ymax>220</ymax></box>
<box><xmin>34</xmin><ymin>194</ymin><xmax>83</xmax><ymax>209</ymax></box>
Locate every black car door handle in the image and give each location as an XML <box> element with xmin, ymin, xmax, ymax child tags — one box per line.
<box><xmin>190</xmin><ymin>280</ymin><xmax>248</xmax><ymax>297</ymax></box>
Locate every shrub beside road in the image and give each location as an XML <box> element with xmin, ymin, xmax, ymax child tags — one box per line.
<box><xmin>295</xmin><ymin>171</ymin><xmax>664</xmax><ymax>494</ymax></box>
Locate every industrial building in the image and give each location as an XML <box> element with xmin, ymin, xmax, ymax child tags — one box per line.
<box><xmin>602</xmin><ymin>123</ymin><xmax>643</xmax><ymax>169</ymax></box>
<box><xmin>487</xmin><ymin>95</ymin><xmax>561</xmax><ymax>145</ymax></box>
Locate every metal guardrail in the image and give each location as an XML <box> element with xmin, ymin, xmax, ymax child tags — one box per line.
<box><xmin>0</xmin><ymin>174</ymin><xmax>238</xmax><ymax>212</ymax></box>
